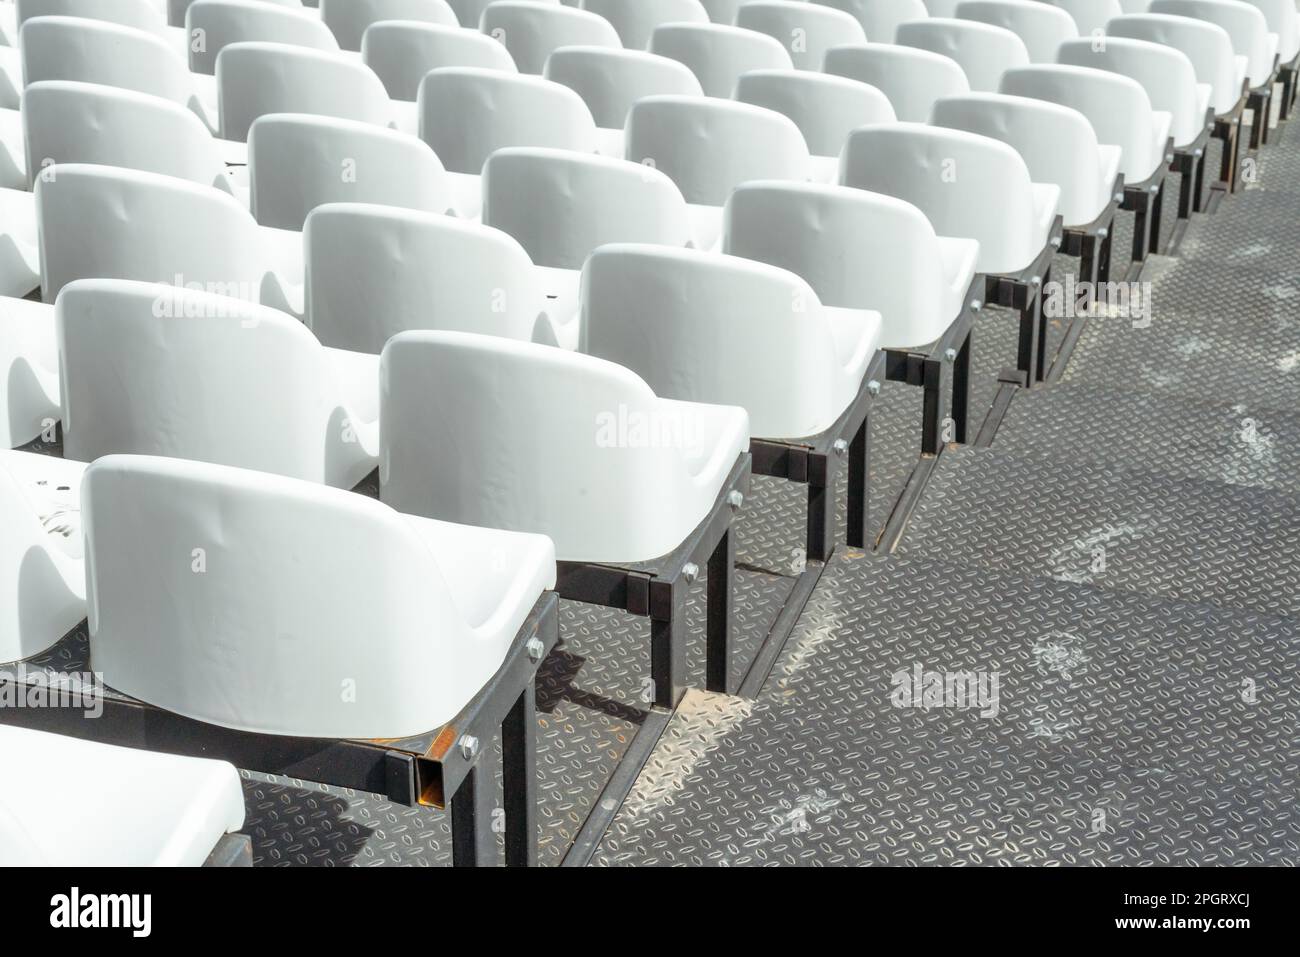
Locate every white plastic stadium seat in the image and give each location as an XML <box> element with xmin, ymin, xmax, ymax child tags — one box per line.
<box><xmin>582</xmin><ymin>244</ymin><xmax>881</xmax><ymax>442</ymax></box>
<box><xmin>319</xmin><ymin>0</ymin><xmax>458</xmax><ymax>51</ymax></box>
<box><xmin>0</xmin><ymin>726</ymin><xmax>246</xmax><ymax>866</ymax></box>
<box><xmin>481</xmin><ymin>147</ymin><xmax>695</xmax><ymax>342</ymax></box>
<box><xmin>1150</xmin><ymin>0</ymin><xmax>1277</xmax><ymax>88</ymax></box>
<box><xmin>1</xmin><ymin>82</ymin><xmax>241</xmax><ymax>299</ymax></box>
<box><xmin>896</xmin><ymin>18</ymin><xmax>1032</xmax><ymax>91</ymax></box>
<box><xmin>842</xmin><ymin>123</ymin><xmax>1060</xmax><ymax>275</ymax></box>
<box><xmin>216</xmin><ymin>41</ymin><xmax>402</xmax><ymax>142</ymax></box>
<box><xmin>543</xmin><ymin>46</ymin><xmax>701</xmax><ymax>156</ymax></box>
<box><xmin>700</xmin><ymin>0</ymin><xmax>743</xmax><ymax>22</ymax></box>
<box><xmin>33</xmin><ymin>163</ymin><xmax>303</xmax><ymax>308</ymax></box>
<box><xmin>83</xmin><ymin>453</ymin><xmax>557</xmax><ymax>737</ymax></box>
<box><xmin>735</xmin><ymin>0</ymin><xmax>868</xmax><ymax>71</ymax></box>
<box><xmin>363</xmin><ymin>21</ymin><xmax>518</xmax><ymax>103</ymax></box>
<box><xmin>812</xmin><ymin>0</ymin><xmax>932</xmax><ymax>41</ymax></box>
<box><xmin>580</xmin><ymin>0</ymin><xmax>709</xmax><ymax>49</ymax></box>
<box><xmin>649</xmin><ymin>22</ymin><xmax>793</xmax><ymax>97</ymax></box>
<box><xmin>57</xmin><ymin>280</ymin><xmax>379</xmax><ymax>488</ymax></box>
<box><xmin>954</xmin><ymin>0</ymin><xmax>1077</xmax><ymax>61</ymax></box>
<box><xmin>1239</xmin><ymin>0</ymin><xmax>1298</xmax><ymax>64</ymax></box>
<box><xmin>0</xmin><ymin>450</ymin><xmax>85</xmax><ymax>662</ymax></box>
<box><xmin>303</xmin><ymin>202</ymin><xmax>565</xmax><ymax>352</ymax></box>
<box><xmin>417</xmin><ymin>67</ymin><xmax>598</xmax><ymax>217</ymax></box>
<box><xmin>931</xmin><ymin>93</ymin><xmax>1121</xmax><ymax>228</ymax></box>
<box><xmin>1058</xmin><ymin>36</ymin><xmax>1214</xmax><ymax>149</ymax></box>
<box><xmin>1043</xmin><ymin>0</ymin><xmax>1125</xmax><ymax>38</ymax></box>
<box><xmin>380</xmin><ymin>330</ymin><xmax>750</xmax><ymax>564</ymax></box>
<box><xmin>624</xmin><ymin>94</ymin><xmax>812</xmax><ymax>250</ymax></box>
<box><xmin>1107</xmin><ymin>13</ymin><xmax>1246</xmax><ymax>115</ymax></box>
<box><xmin>247</xmin><ymin>113</ymin><xmax>454</xmax><ymax>231</ymax></box>
<box><xmin>734</xmin><ymin>69</ymin><xmax>896</xmax><ymax>182</ymax></box>
<box><xmin>823</xmin><ymin>42</ymin><xmax>971</xmax><ymax>122</ymax></box>
<box><xmin>15</xmin><ymin>0</ymin><xmax>185</xmax><ymax>56</ymax></box>
<box><xmin>448</xmin><ymin>0</ymin><xmax>558</xmax><ymax>29</ymax></box>
<box><xmin>481</xmin><ymin>1</ymin><xmax>620</xmax><ymax>74</ymax></box>
<box><xmin>724</xmin><ymin>181</ymin><xmax>980</xmax><ymax>349</ymax></box>
<box><xmin>1001</xmin><ymin>64</ymin><xmax>1172</xmax><ymax>183</ymax></box>
<box><xmin>185</xmin><ymin>0</ymin><xmax>339</xmax><ymax>76</ymax></box>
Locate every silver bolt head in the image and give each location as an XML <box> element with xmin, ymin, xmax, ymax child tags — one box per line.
<box><xmin>727</xmin><ymin>489</ymin><xmax>745</xmax><ymax>510</ymax></box>
<box><xmin>682</xmin><ymin>562</ymin><xmax>700</xmax><ymax>583</ymax></box>
<box><xmin>526</xmin><ymin>636</ymin><xmax>545</xmax><ymax>662</ymax></box>
<box><xmin>866</xmin><ymin>379</ymin><xmax>881</xmax><ymax>396</ymax></box>
<box><xmin>1097</xmin><ymin>228</ymin><xmax>1109</xmax><ymax>239</ymax></box>
<box><xmin>833</xmin><ymin>438</ymin><xmax>849</xmax><ymax>456</ymax></box>
<box><xmin>459</xmin><ymin>735</ymin><xmax>480</xmax><ymax>761</ymax></box>
<box><xmin>970</xmin><ymin>299</ymin><xmax>983</xmax><ymax>312</ymax></box>
<box><xmin>944</xmin><ymin>347</ymin><xmax>958</xmax><ymax>362</ymax></box>
<box><xmin>1050</xmin><ymin>236</ymin><xmax>1062</xmax><ymax>248</ymax></box>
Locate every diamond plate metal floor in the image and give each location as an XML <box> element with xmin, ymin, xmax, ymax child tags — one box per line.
<box><xmin>593</xmin><ymin>552</ymin><xmax>1300</xmax><ymax>866</ymax></box>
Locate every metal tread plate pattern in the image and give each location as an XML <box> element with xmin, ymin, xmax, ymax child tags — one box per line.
<box><xmin>593</xmin><ymin>552</ymin><xmax>1300</xmax><ymax>866</ymax></box>
<box><xmin>896</xmin><ymin>444</ymin><xmax>1300</xmax><ymax>620</ymax></box>
<box><xmin>992</xmin><ymin>380</ymin><xmax>1300</xmax><ymax>498</ymax></box>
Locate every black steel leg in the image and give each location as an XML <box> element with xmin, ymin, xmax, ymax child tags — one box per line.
<box><xmin>920</xmin><ymin>355</ymin><xmax>948</xmax><ymax>452</ymax></box>
<box><xmin>1035</xmin><ymin>266</ymin><xmax>1051</xmax><ymax>382</ymax></box>
<box><xmin>951</xmin><ymin>330</ymin><xmax>971</xmax><ymax>443</ymax></box>
<box><xmin>1129</xmin><ymin>192</ymin><xmax>1151</xmax><ymax>265</ymax></box>
<box><xmin>1098</xmin><ymin>226</ymin><xmax>1113</xmax><ymax>285</ymax></box>
<box><xmin>502</xmin><ymin>684</ymin><xmax>537</xmax><ymax>868</ymax></box>
<box><xmin>805</xmin><ymin>474</ymin><xmax>835</xmax><ymax>562</ymax></box>
<box><xmin>846</xmin><ymin>416</ymin><xmax>869</xmax><ymax>548</ymax></box>
<box><xmin>1148</xmin><ymin>181</ymin><xmax>1164</xmax><ymax>255</ymax></box>
<box><xmin>1017</xmin><ymin>283</ymin><xmax>1043</xmax><ymax>385</ymax></box>
<box><xmin>450</xmin><ymin>754</ymin><xmax>498</xmax><ymax>868</ymax></box>
<box><xmin>705</xmin><ymin>527</ymin><xmax>734</xmax><ymax>695</ymax></box>
<box><xmin>650</xmin><ymin>580</ymin><xmax>686</xmax><ymax>709</ymax></box>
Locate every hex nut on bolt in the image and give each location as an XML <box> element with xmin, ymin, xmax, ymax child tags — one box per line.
<box><xmin>458</xmin><ymin>735</ymin><xmax>479</xmax><ymax>761</ymax></box>
<box><xmin>526</xmin><ymin>636</ymin><xmax>545</xmax><ymax>662</ymax></box>
<box><xmin>944</xmin><ymin>348</ymin><xmax>958</xmax><ymax>363</ymax></box>
<box><xmin>727</xmin><ymin>490</ymin><xmax>744</xmax><ymax>509</ymax></box>
<box><xmin>833</xmin><ymin>439</ymin><xmax>849</xmax><ymax>456</ymax></box>
<box><xmin>866</xmin><ymin>380</ymin><xmax>881</xmax><ymax>396</ymax></box>
<box><xmin>683</xmin><ymin>562</ymin><xmax>700</xmax><ymax>583</ymax></box>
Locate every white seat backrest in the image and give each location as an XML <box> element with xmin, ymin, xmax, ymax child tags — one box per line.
<box><xmin>932</xmin><ymin>92</ymin><xmax>1106</xmax><ymax>225</ymax></box>
<box><xmin>19</xmin><ymin>17</ymin><xmax>194</xmax><ymax>109</ymax></box>
<box><xmin>83</xmin><ymin>453</ymin><xmax>480</xmax><ymax>739</ymax></box>
<box><xmin>481</xmin><ymin>1</ymin><xmax>621</xmax><ymax>74</ymax></box>
<box><xmin>418</xmin><ymin>67</ymin><xmax>598</xmax><ymax>173</ymax></box>
<box><xmin>1238</xmin><ymin>0</ymin><xmax>1298</xmax><ymax>62</ymax></box>
<box><xmin>896</xmin><ymin>17</ymin><xmax>1031</xmax><ymax>90</ymax></box>
<box><xmin>1001</xmin><ymin>63</ymin><xmax>1160</xmax><ymax>181</ymax></box>
<box><xmin>364</xmin><ymin>22</ymin><xmax>518</xmax><ymax>101</ymax></box>
<box><xmin>954</xmin><ymin>0</ymin><xmax>1077</xmax><ymax>60</ymax></box>
<box><xmin>824</xmin><ymin>42</ymin><xmax>969</xmax><ymax>121</ymax></box>
<box><xmin>811</xmin><ymin>0</ymin><xmax>932</xmax><ymax>41</ymax></box>
<box><xmin>1043</xmin><ymin>0</ymin><xmax>1124</xmax><ymax>37</ymax></box>
<box><xmin>37</xmin><ymin>164</ymin><xmax>264</xmax><ymax>301</ymax></box>
<box><xmin>249</xmin><ymin>114</ymin><xmax>448</xmax><ymax>230</ymax></box>
<box><xmin>57</xmin><ymin>280</ymin><xmax>345</xmax><ymax>482</ymax></box>
<box><xmin>724</xmin><ymin>181</ymin><xmax>955</xmax><ymax>348</ymax></box>
<box><xmin>581</xmin><ymin>244</ymin><xmax>841</xmax><ymax>439</ymax></box>
<box><xmin>448</xmin><ymin>0</ymin><xmax>558</xmax><ymax>28</ymax></box>
<box><xmin>1107</xmin><ymin>13</ymin><xmax>1240</xmax><ymax>113</ymax></box>
<box><xmin>482</xmin><ymin>147</ymin><xmax>691</xmax><ymax>268</ymax></box>
<box><xmin>17</xmin><ymin>0</ymin><xmax>166</xmax><ymax>37</ymax></box>
<box><xmin>735</xmin><ymin>0</ymin><xmax>868</xmax><ymax>70</ymax></box>
<box><xmin>186</xmin><ymin>0</ymin><xmax>338</xmax><ymax>75</ymax></box>
<box><xmin>1150</xmin><ymin>0</ymin><xmax>1274</xmax><ymax>85</ymax></box>
<box><xmin>649</xmin><ymin>22</ymin><xmax>793</xmax><ymax>96</ymax></box>
<box><xmin>217</xmin><ymin>42</ymin><xmax>394</xmax><ymax>141</ymax></box>
<box><xmin>305</xmin><ymin>203</ymin><xmax>542</xmax><ymax>352</ymax></box>
<box><xmin>580</xmin><ymin>0</ymin><xmax>709</xmax><ymax>49</ymax></box>
<box><xmin>701</xmin><ymin>0</ymin><xmax>743</xmax><ymax>22</ymax></box>
<box><xmin>380</xmin><ymin>330</ymin><xmax>684</xmax><ymax>562</ymax></box>
<box><xmin>841</xmin><ymin>122</ymin><xmax>1044</xmax><ymax>273</ymax></box>
<box><xmin>544</xmin><ymin>47</ymin><xmax>701</xmax><ymax>128</ymax></box>
<box><xmin>1058</xmin><ymin>36</ymin><xmax>1205</xmax><ymax>147</ymax></box>
<box><xmin>320</xmin><ymin>0</ymin><xmax>457</xmax><ymax>51</ymax></box>
<box><xmin>1116</xmin><ymin>0</ymin><xmax>1152</xmax><ymax>10</ymax></box>
<box><xmin>625</xmin><ymin>95</ymin><xmax>810</xmax><ymax>205</ymax></box>
<box><xmin>171</xmin><ymin>0</ymin><xmax>307</xmax><ymax>26</ymax></box>
<box><xmin>22</xmin><ymin>81</ymin><xmax>225</xmax><ymax>191</ymax></box>
<box><xmin>923</xmin><ymin>0</ymin><xmax>963</xmax><ymax>14</ymax></box>
<box><xmin>734</xmin><ymin>69</ymin><xmax>895</xmax><ymax>157</ymax></box>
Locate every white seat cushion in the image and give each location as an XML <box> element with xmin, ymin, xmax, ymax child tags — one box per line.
<box><xmin>0</xmin><ymin>725</ymin><xmax>245</xmax><ymax>867</ymax></box>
